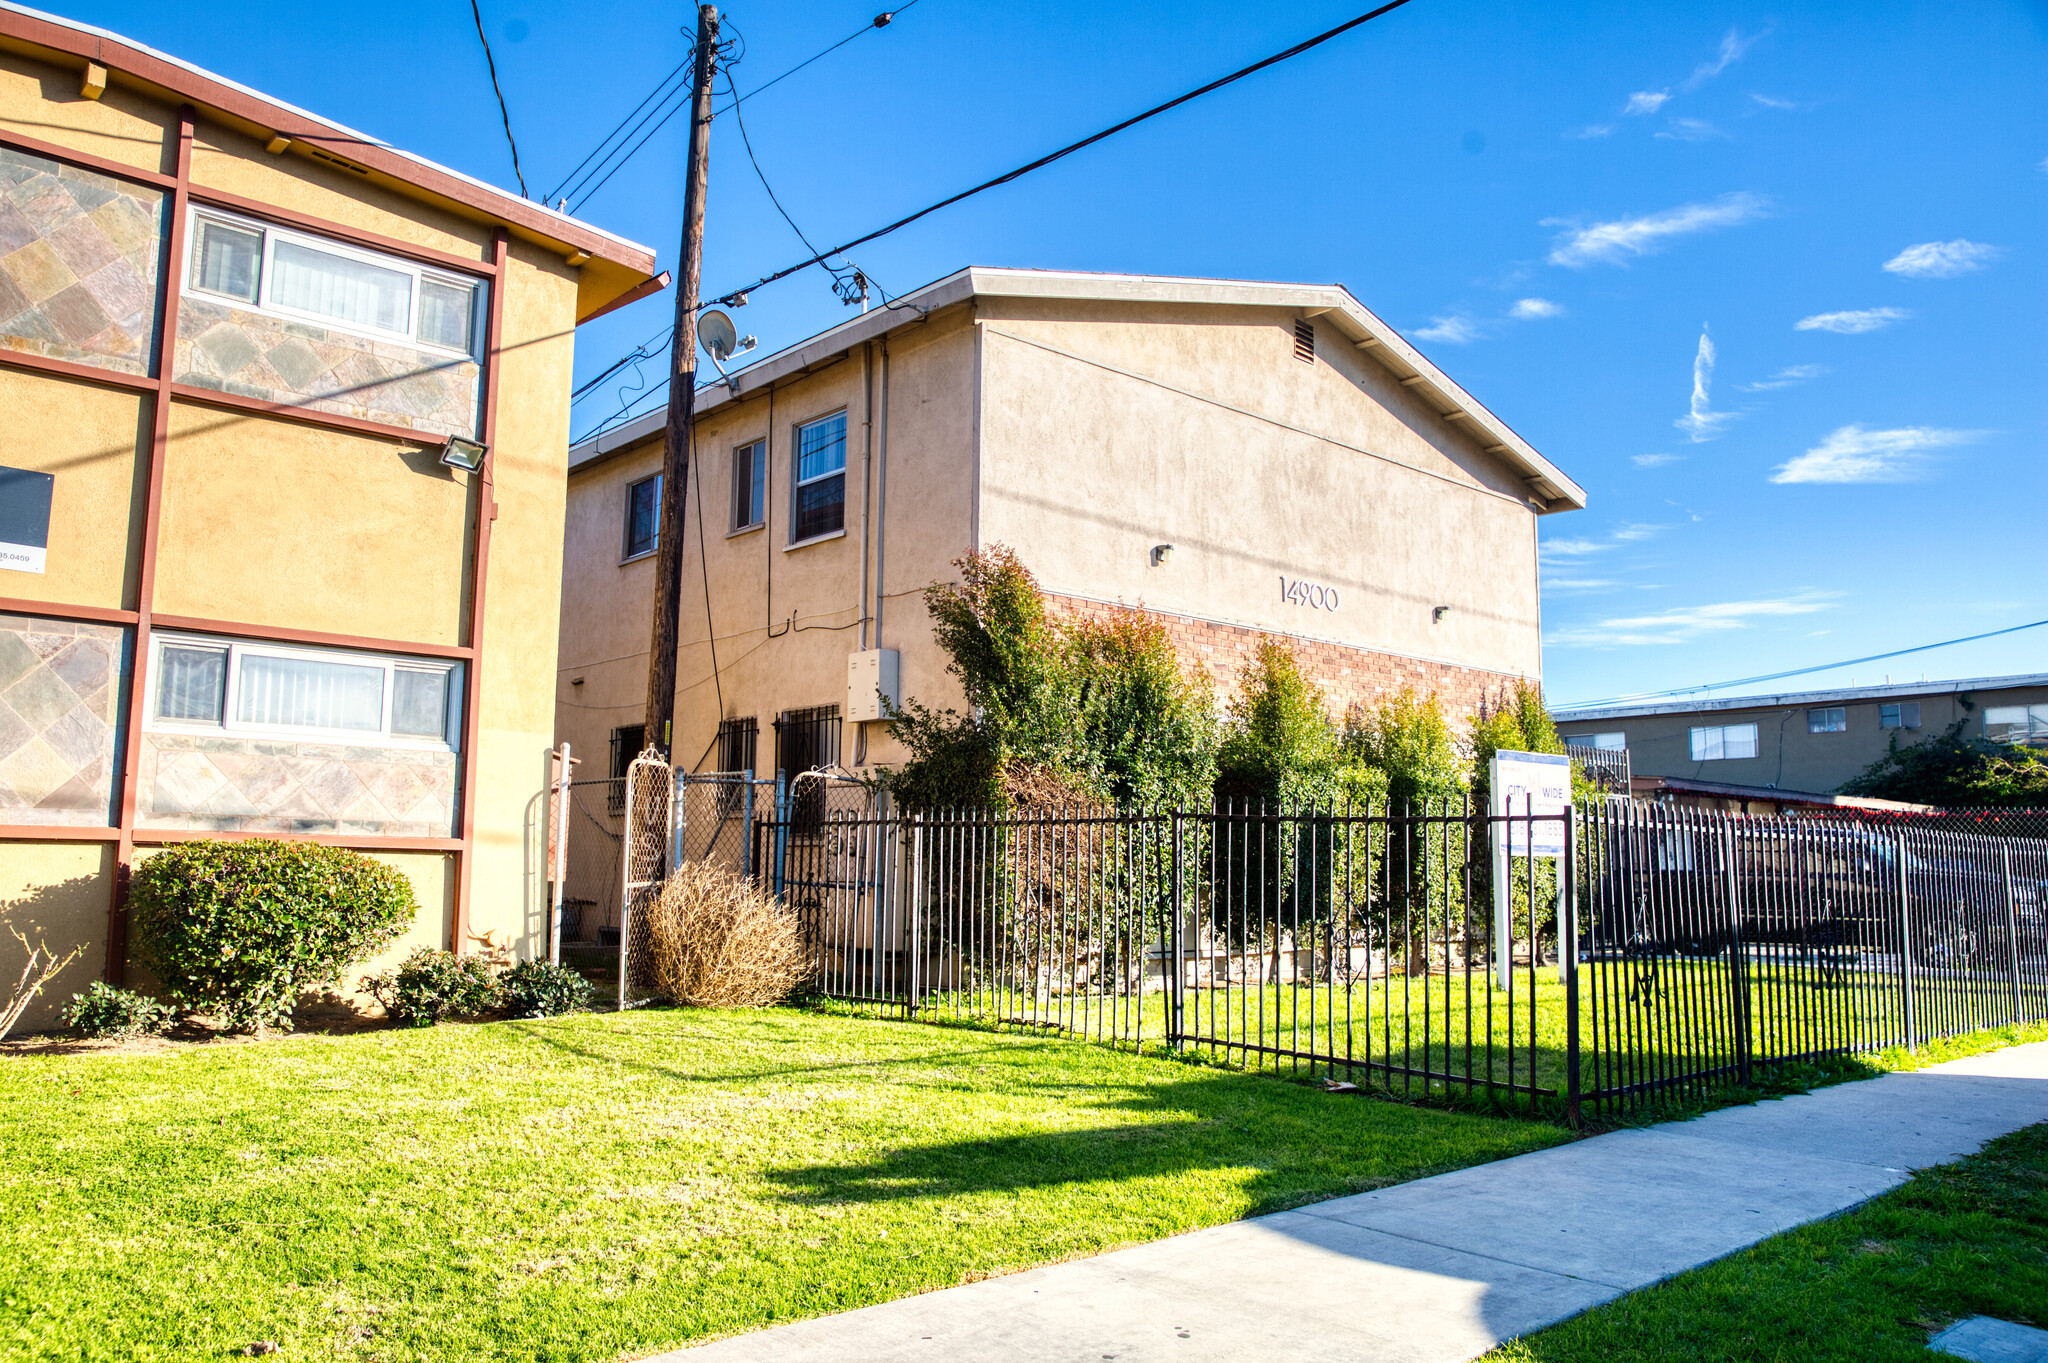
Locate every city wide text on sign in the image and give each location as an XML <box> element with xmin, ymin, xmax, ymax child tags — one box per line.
<box><xmin>1491</xmin><ymin>749</ymin><xmax>1570</xmax><ymax>858</ymax></box>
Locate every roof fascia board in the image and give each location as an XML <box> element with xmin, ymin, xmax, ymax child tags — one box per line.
<box><xmin>1557</xmin><ymin>672</ymin><xmax>2048</xmax><ymax>722</ymax></box>
<box><xmin>0</xmin><ymin>1</ymin><xmax>656</xmax><ymax>277</ymax></box>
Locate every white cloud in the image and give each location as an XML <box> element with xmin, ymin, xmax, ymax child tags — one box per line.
<box><xmin>1549</xmin><ymin>592</ymin><xmax>1834</xmax><ymax>648</ymax></box>
<box><xmin>1738</xmin><ymin>363</ymin><xmax>1829</xmax><ymax>392</ymax></box>
<box><xmin>1749</xmin><ymin>93</ymin><xmax>1801</xmax><ymax>110</ymax></box>
<box><xmin>1770</xmin><ymin>424</ymin><xmax>1983</xmax><ymax>484</ymax></box>
<box><xmin>1414</xmin><ymin>314</ymin><xmax>1484</xmax><ymax>344</ymax></box>
<box><xmin>1510</xmin><ymin>297</ymin><xmax>1565</xmax><ymax>319</ymax></box>
<box><xmin>1676</xmin><ymin>327</ymin><xmax>1735</xmax><ymax>442</ymax></box>
<box><xmin>1794</xmin><ymin>307</ymin><xmax>1909</xmax><ymax>334</ymax></box>
<box><xmin>1883</xmin><ymin>240</ymin><xmax>2002</xmax><ymax>278</ymax></box>
<box><xmin>1611</xmin><ymin>522</ymin><xmax>1664</xmax><ymax>542</ymax></box>
<box><xmin>1546</xmin><ymin>192</ymin><xmax>1770</xmax><ymax>268</ymax></box>
<box><xmin>1544</xmin><ymin>576</ymin><xmax>1623</xmax><ymax>595</ymax></box>
<box><xmin>1655</xmin><ymin>118</ymin><xmax>1730</xmax><ymax>142</ymax></box>
<box><xmin>1539</xmin><ymin>537</ymin><xmax>1611</xmax><ymax>562</ymax></box>
<box><xmin>1567</xmin><ymin>124</ymin><xmax>1615</xmax><ymax>140</ymax></box>
<box><xmin>1632</xmin><ymin>453</ymin><xmax>1683</xmax><ymax>467</ymax></box>
<box><xmin>1625</xmin><ymin>90</ymin><xmax>1670</xmax><ymax>115</ymax></box>
<box><xmin>1682</xmin><ymin>28</ymin><xmax>1765</xmax><ymax>90</ymax></box>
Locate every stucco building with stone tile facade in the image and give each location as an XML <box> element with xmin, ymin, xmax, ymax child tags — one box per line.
<box><xmin>557</xmin><ymin>269</ymin><xmax>1584</xmax><ymax>793</ymax></box>
<box><xmin>0</xmin><ymin>3</ymin><xmax>663</xmax><ymax>1028</ymax></box>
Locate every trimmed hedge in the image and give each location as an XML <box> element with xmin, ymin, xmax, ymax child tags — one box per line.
<box><xmin>129</xmin><ymin>840</ymin><xmax>414</xmax><ymax>1030</ymax></box>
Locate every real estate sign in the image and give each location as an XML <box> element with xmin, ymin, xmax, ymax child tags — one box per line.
<box><xmin>0</xmin><ymin>466</ymin><xmax>53</xmax><ymax>575</ymax></box>
<box><xmin>1488</xmin><ymin>749</ymin><xmax>1573</xmax><ymax>989</ymax></box>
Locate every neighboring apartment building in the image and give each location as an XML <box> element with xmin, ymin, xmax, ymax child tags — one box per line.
<box><xmin>557</xmin><ymin>268</ymin><xmax>1585</xmax><ymax>792</ymax></box>
<box><xmin>1554</xmin><ymin>673</ymin><xmax>2048</xmax><ymax>798</ymax></box>
<box><xmin>0</xmin><ymin>4</ymin><xmax>662</xmax><ymax>1025</ymax></box>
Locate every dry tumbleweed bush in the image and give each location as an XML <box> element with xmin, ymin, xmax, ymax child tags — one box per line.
<box><xmin>637</xmin><ymin>862</ymin><xmax>806</xmax><ymax>1007</ymax></box>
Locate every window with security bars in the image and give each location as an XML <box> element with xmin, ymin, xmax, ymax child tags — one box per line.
<box><xmin>717</xmin><ymin>717</ymin><xmax>758</xmax><ymax>774</ymax></box>
<box><xmin>608</xmin><ymin>723</ymin><xmax>646</xmax><ymax>815</ymax></box>
<box><xmin>775</xmin><ymin>705</ymin><xmax>841</xmax><ymax>831</ymax></box>
<box><xmin>791</xmin><ymin>413</ymin><xmax>846</xmax><ymax>542</ymax></box>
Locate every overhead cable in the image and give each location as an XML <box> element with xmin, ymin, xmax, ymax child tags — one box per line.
<box><xmin>1554</xmin><ymin>618</ymin><xmax>2048</xmax><ymax>711</ymax></box>
<box><xmin>708</xmin><ymin>0</ymin><xmax>1418</xmax><ymax>306</ymax></box>
<box><xmin>467</xmin><ymin>0</ymin><xmax>531</xmax><ymax>197</ymax></box>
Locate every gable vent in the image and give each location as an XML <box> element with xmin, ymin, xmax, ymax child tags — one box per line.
<box><xmin>1293</xmin><ymin>318</ymin><xmax>1317</xmax><ymax>363</ymax></box>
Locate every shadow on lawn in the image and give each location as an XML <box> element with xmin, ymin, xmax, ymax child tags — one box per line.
<box><xmin>756</xmin><ymin>1072</ymin><xmax>1519</xmax><ymax>1217</ymax></box>
<box><xmin>501</xmin><ymin>1014</ymin><xmax>1077</xmax><ymax>1087</ymax></box>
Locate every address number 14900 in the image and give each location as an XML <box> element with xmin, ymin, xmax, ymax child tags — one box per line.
<box><xmin>1280</xmin><ymin>575</ymin><xmax>1340</xmax><ymax>611</ymax></box>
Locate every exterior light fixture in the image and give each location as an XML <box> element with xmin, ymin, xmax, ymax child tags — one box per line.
<box><xmin>1151</xmin><ymin>544</ymin><xmax>1174</xmax><ymax>566</ymax></box>
<box><xmin>439</xmin><ymin>436</ymin><xmax>487</xmax><ymax>473</ymax></box>
<box><xmin>1433</xmin><ymin>605</ymin><xmax>1450</xmax><ymax>623</ymax></box>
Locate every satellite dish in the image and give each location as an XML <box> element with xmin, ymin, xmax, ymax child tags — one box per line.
<box><xmin>699</xmin><ymin>309</ymin><xmax>739</xmax><ymax>363</ymax></box>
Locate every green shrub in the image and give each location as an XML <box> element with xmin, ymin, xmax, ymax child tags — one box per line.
<box><xmin>363</xmin><ymin>948</ymin><xmax>498</xmax><ymax>1026</ymax></box>
<box><xmin>129</xmin><ymin>840</ymin><xmax>415</xmax><ymax>1031</ymax></box>
<box><xmin>60</xmin><ymin>982</ymin><xmax>175</xmax><ymax>1039</ymax></box>
<box><xmin>497</xmin><ymin>959</ymin><xmax>594</xmax><ymax>1018</ymax></box>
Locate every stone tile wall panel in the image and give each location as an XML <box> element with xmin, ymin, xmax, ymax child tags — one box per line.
<box><xmin>0</xmin><ymin>146</ymin><xmax>165</xmax><ymax>377</ymax></box>
<box><xmin>0</xmin><ymin>614</ymin><xmax>125</xmax><ymax>825</ymax></box>
<box><xmin>172</xmin><ymin>298</ymin><xmax>481</xmax><ymax>439</ymax></box>
<box><xmin>136</xmin><ymin>731</ymin><xmax>457</xmax><ymax>837</ymax></box>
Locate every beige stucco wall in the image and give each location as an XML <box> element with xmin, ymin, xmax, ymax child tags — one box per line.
<box><xmin>557</xmin><ymin>308</ymin><xmax>980</xmax><ymax>779</ymax></box>
<box><xmin>0</xmin><ymin>840</ymin><xmax>112</xmax><ymax>1032</ymax></box>
<box><xmin>974</xmin><ymin>299</ymin><xmax>1543</xmax><ymax>687</ymax></box>
<box><xmin>0</xmin><ymin>366</ymin><xmax>147</xmax><ymax>611</ymax></box>
<box><xmin>1</xmin><ymin>45</ymin><xmax>594</xmax><ymax>972</ymax></box>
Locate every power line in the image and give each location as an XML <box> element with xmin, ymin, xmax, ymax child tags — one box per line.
<box><xmin>1554</xmin><ymin>618</ymin><xmax>2048</xmax><ymax>712</ymax></box>
<box><xmin>557</xmin><ymin>5</ymin><xmax>922</xmax><ymax>216</ymax></box>
<box><xmin>467</xmin><ymin>0</ymin><xmax>530</xmax><ymax>197</ymax></box>
<box><xmin>708</xmin><ymin>0</ymin><xmax>1419</xmax><ymax>306</ymax></box>
<box><xmin>544</xmin><ymin>57</ymin><xmax>691</xmax><ymax>206</ymax></box>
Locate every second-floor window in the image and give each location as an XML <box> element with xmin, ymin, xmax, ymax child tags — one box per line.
<box><xmin>1807</xmin><ymin>707</ymin><xmax>1847</xmax><ymax>734</ymax></box>
<box><xmin>1689</xmin><ymin>723</ymin><xmax>1758</xmax><ymax>761</ymax></box>
<box><xmin>732</xmin><ymin>439</ymin><xmax>766</xmax><ymax>531</ymax></box>
<box><xmin>185</xmin><ymin>206</ymin><xmax>485</xmax><ymax>357</ymax></box>
<box><xmin>1879</xmin><ymin>703</ymin><xmax>1921</xmax><ymax>730</ymax></box>
<box><xmin>1588</xmin><ymin>732</ymin><xmax>1625</xmax><ymax>751</ymax></box>
<box><xmin>792</xmin><ymin>412</ymin><xmax>847</xmax><ymax>542</ymax></box>
<box><xmin>624</xmin><ymin>474</ymin><xmax>660</xmax><ymax>560</ymax></box>
<box><xmin>1985</xmin><ymin>706</ymin><xmax>2048</xmax><ymax>744</ymax></box>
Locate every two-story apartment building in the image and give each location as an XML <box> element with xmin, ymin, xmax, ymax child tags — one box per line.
<box><xmin>1556</xmin><ymin>672</ymin><xmax>2048</xmax><ymax>799</ymax></box>
<box><xmin>556</xmin><ymin>268</ymin><xmax>1584</xmax><ymax>792</ymax></box>
<box><xmin>0</xmin><ymin>3</ymin><xmax>662</xmax><ymax>1026</ymax></box>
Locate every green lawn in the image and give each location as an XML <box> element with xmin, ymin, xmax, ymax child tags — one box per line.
<box><xmin>0</xmin><ymin>1006</ymin><xmax>1566</xmax><ymax>1362</ymax></box>
<box><xmin>1483</xmin><ymin>1120</ymin><xmax>2048</xmax><ymax>1363</ymax></box>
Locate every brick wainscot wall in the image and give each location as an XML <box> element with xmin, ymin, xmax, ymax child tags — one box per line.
<box><xmin>1047</xmin><ymin>595</ymin><xmax>1527</xmax><ymax>726</ymax></box>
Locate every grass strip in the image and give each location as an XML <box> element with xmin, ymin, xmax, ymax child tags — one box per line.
<box><xmin>1484</xmin><ymin>1119</ymin><xmax>2048</xmax><ymax>1363</ymax></box>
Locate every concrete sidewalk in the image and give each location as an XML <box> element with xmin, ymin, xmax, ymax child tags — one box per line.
<box><xmin>659</xmin><ymin>1042</ymin><xmax>2048</xmax><ymax>1363</ymax></box>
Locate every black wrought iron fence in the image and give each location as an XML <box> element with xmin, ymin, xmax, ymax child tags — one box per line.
<box><xmin>750</xmin><ymin>799</ymin><xmax>2048</xmax><ymax>1123</ymax></box>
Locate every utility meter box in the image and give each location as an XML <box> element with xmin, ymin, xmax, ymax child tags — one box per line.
<box><xmin>845</xmin><ymin>649</ymin><xmax>900</xmax><ymax>722</ymax></box>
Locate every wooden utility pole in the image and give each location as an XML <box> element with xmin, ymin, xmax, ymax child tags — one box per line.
<box><xmin>645</xmin><ymin>3</ymin><xmax>720</xmax><ymax>758</ymax></box>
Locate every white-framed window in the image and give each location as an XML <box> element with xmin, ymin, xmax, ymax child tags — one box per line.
<box><xmin>1880</xmin><ymin>702</ymin><xmax>1921</xmax><ymax>731</ymax></box>
<box><xmin>1985</xmin><ymin>705</ymin><xmax>2048</xmax><ymax>744</ymax></box>
<box><xmin>623</xmin><ymin>473</ymin><xmax>661</xmax><ymax>561</ymax></box>
<box><xmin>1689</xmin><ymin>723</ymin><xmax>1758</xmax><ymax>761</ymax></box>
<box><xmin>147</xmin><ymin>632</ymin><xmax>462</xmax><ymax>750</ymax></box>
<box><xmin>791</xmin><ymin>411</ymin><xmax>847</xmax><ymax>543</ymax></box>
<box><xmin>731</xmin><ymin>439</ymin><xmax>766</xmax><ymax>531</ymax></box>
<box><xmin>183</xmin><ymin>205</ymin><xmax>486</xmax><ymax>358</ymax></box>
<box><xmin>1589</xmin><ymin>732</ymin><xmax>1626</xmax><ymax>751</ymax></box>
<box><xmin>1807</xmin><ymin>707</ymin><xmax>1847</xmax><ymax>734</ymax></box>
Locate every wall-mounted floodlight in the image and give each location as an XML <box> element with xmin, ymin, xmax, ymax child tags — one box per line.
<box><xmin>440</xmin><ymin>436</ymin><xmax>488</xmax><ymax>473</ymax></box>
<box><xmin>1151</xmin><ymin>544</ymin><xmax>1174</xmax><ymax>567</ymax></box>
<box><xmin>1433</xmin><ymin>605</ymin><xmax>1450</xmax><ymax>623</ymax></box>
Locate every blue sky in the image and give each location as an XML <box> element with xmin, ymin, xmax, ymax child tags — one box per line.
<box><xmin>55</xmin><ymin>0</ymin><xmax>2047</xmax><ymax>706</ymax></box>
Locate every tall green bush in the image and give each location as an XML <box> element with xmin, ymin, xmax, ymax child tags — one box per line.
<box><xmin>129</xmin><ymin>840</ymin><xmax>415</xmax><ymax>1030</ymax></box>
<box><xmin>1065</xmin><ymin>608</ymin><xmax>1220</xmax><ymax>810</ymax></box>
<box><xmin>1840</xmin><ymin>705</ymin><xmax>2048</xmax><ymax>806</ymax></box>
<box><xmin>1344</xmin><ymin>687</ymin><xmax>1467</xmax><ymax>809</ymax></box>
